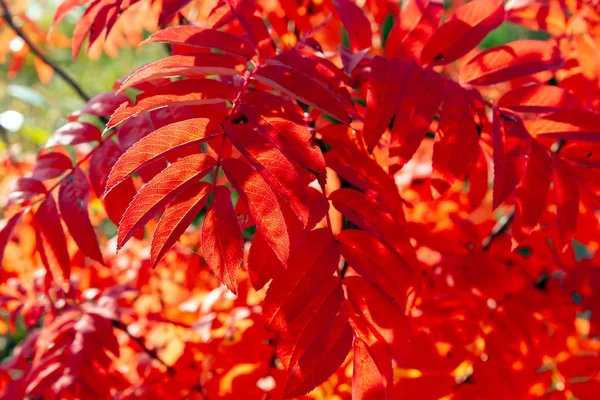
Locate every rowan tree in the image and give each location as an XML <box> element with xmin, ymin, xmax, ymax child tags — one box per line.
<box><xmin>0</xmin><ymin>0</ymin><xmax>599</xmax><ymax>398</ymax></box>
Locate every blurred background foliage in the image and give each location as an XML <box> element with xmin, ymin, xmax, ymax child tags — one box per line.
<box><xmin>0</xmin><ymin>0</ymin><xmax>167</xmax><ymax>152</ymax></box>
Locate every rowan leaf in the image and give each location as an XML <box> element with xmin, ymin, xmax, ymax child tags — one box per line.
<box><xmin>332</xmin><ymin>0</ymin><xmax>372</xmax><ymax>51</ymax></box>
<box><xmin>421</xmin><ymin>0</ymin><xmax>505</xmax><ymax>66</ymax></box>
<box><xmin>81</xmin><ymin>92</ymin><xmax>130</xmax><ymax>118</ymax></box>
<box><xmin>283</xmin><ymin>312</ymin><xmax>353</xmax><ymax>398</ymax></box>
<box><xmin>221</xmin><ymin>157</ymin><xmax>292</xmax><ymax>264</ymax></box>
<box><xmin>58</xmin><ymin>168</ymin><xmax>103</xmax><ymax>263</ymax></box>
<box><xmin>325</xmin><ymin>148</ymin><xmax>405</xmax><ymax>221</ymax></box>
<box><xmin>390</xmin><ymin>61</ymin><xmax>445</xmax><ymax>173</ymax></box>
<box><xmin>143</xmin><ymin>26</ymin><xmax>257</xmax><ymax>59</ymax></box>
<box><xmin>263</xmin><ymin>228</ymin><xmax>339</xmax><ymax>332</ymax></box>
<box><xmin>227</xmin><ymin>123</ymin><xmax>310</xmax><ymax>225</ymax></box>
<box><xmin>353</xmin><ymin>337</ymin><xmax>393</xmax><ymax>400</ymax></box>
<box><xmin>32</xmin><ymin>153</ymin><xmax>73</xmax><ymax>181</ymax></box>
<box><xmin>119</xmin><ymin>54</ymin><xmax>246</xmax><ymax>92</ymax></box>
<box><xmin>247</xmin><ymin>230</ymin><xmax>282</xmax><ymax>290</ymax></box>
<box><xmin>8</xmin><ymin>178</ymin><xmax>47</xmax><ymax>205</ymax></box>
<box><xmin>513</xmin><ymin>140</ymin><xmax>552</xmax><ymax>239</ymax></box>
<box><xmin>117</xmin><ymin>154</ymin><xmax>216</xmax><ymax>249</ymax></box>
<box><xmin>337</xmin><ymin>229</ymin><xmax>417</xmax><ymax>307</ymax></box>
<box><xmin>45</xmin><ymin>122</ymin><xmax>102</xmax><ymax>148</ymax></box>
<box><xmin>276</xmin><ymin>276</ymin><xmax>345</xmax><ymax>370</ymax></box>
<box><xmin>551</xmin><ymin>155</ymin><xmax>579</xmax><ymax>245</ymax></box>
<box><xmin>344</xmin><ymin>275</ymin><xmax>412</xmax><ymax>362</ymax></box>
<box><xmin>459</xmin><ymin>40</ymin><xmax>564</xmax><ymax>86</ymax></box>
<box><xmin>106</xmin><ymin>118</ymin><xmax>222</xmax><ymax>194</ymax></box>
<box><xmin>498</xmin><ymin>84</ymin><xmax>589</xmax><ymax>113</ymax></box>
<box><xmin>201</xmin><ymin>185</ymin><xmax>244</xmax><ymax>293</ymax></box>
<box><xmin>386</xmin><ymin>0</ymin><xmax>444</xmax><ymax>60</ymax></box>
<box><xmin>239</xmin><ymin>92</ymin><xmax>326</xmax><ymax>176</ymax></box>
<box><xmin>362</xmin><ymin>57</ymin><xmax>407</xmax><ymax>151</ymax></box>
<box><xmin>492</xmin><ymin>108</ymin><xmax>531</xmax><ymax>209</ymax></box>
<box><xmin>528</xmin><ymin>110</ymin><xmax>600</xmax><ymax>141</ymax></box>
<box><xmin>0</xmin><ymin>211</ymin><xmax>24</xmax><ymax>267</ymax></box>
<box><xmin>108</xmin><ymin>79</ymin><xmax>237</xmax><ymax>129</ymax></box>
<box><xmin>151</xmin><ymin>182</ymin><xmax>212</xmax><ymax>267</ymax></box>
<box><xmin>253</xmin><ymin>64</ymin><xmax>352</xmax><ymax>124</ymax></box>
<box><xmin>432</xmin><ymin>81</ymin><xmax>480</xmax><ymax>182</ymax></box>
<box><xmin>35</xmin><ymin>196</ymin><xmax>70</xmax><ymax>290</ymax></box>
<box><xmin>329</xmin><ymin>188</ymin><xmax>413</xmax><ymax>256</ymax></box>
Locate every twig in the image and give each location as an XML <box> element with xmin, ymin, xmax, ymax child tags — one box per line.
<box><xmin>112</xmin><ymin>320</ymin><xmax>176</xmax><ymax>374</ymax></box>
<box><xmin>0</xmin><ymin>0</ymin><xmax>91</xmax><ymax>102</ymax></box>
<box><xmin>482</xmin><ymin>139</ymin><xmax>566</xmax><ymax>250</ymax></box>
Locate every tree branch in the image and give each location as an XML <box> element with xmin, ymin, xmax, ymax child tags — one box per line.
<box><xmin>0</xmin><ymin>0</ymin><xmax>91</xmax><ymax>102</ymax></box>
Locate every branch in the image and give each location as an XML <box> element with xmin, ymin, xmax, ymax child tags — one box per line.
<box><xmin>482</xmin><ymin>139</ymin><xmax>566</xmax><ymax>250</ymax></box>
<box><xmin>112</xmin><ymin>320</ymin><xmax>176</xmax><ymax>374</ymax></box>
<box><xmin>0</xmin><ymin>0</ymin><xmax>91</xmax><ymax>102</ymax></box>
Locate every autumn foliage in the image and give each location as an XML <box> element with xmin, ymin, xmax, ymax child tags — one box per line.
<box><xmin>1</xmin><ymin>0</ymin><xmax>600</xmax><ymax>398</ymax></box>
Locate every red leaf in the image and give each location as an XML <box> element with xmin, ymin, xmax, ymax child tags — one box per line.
<box><xmin>72</xmin><ymin>1</ymin><xmax>109</xmax><ymax>58</ymax></box>
<box><xmin>46</xmin><ymin>122</ymin><xmax>102</xmax><ymax>148</ymax></box>
<box><xmin>263</xmin><ymin>228</ymin><xmax>339</xmax><ymax>332</ymax></box>
<box><xmin>283</xmin><ymin>312</ymin><xmax>353</xmax><ymax>398</ymax></box>
<box><xmin>468</xmin><ymin>146</ymin><xmax>490</xmax><ymax>210</ymax></box>
<box><xmin>498</xmin><ymin>84</ymin><xmax>589</xmax><ymax>114</ymax></box>
<box><xmin>32</xmin><ymin>153</ymin><xmax>72</xmax><ymax>181</ymax></box>
<box><xmin>362</xmin><ymin>57</ymin><xmax>407</xmax><ymax>150</ymax></box>
<box><xmin>247</xmin><ymin>230</ymin><xmax>282</xmax><ymax>290</ymax></box>
<box><xmin>35</xmin><ymin>196</ymin><xmax>70</xmax><ymax>290</ymax></box>
<box><xmin>332</xmin><ymin>0</ymin><xmax>372</xmax><ymax>51</ymax></box>
<box><xmin>344</xmin><ymin>275</ymin><xmax>412</xmax><ymax>362</ymax></box>
<box><xmin>89</xmin><ymin>140</ymin><xmax>123</xmax><ymax>197</ymax></box>
<box><xmin>325</xmin><ymin>148</ymin><xmax>405</xmax><ymax>221</ymax></box>
<box><xmin>106</xmin><ymin>118</ymin><xmax>222</xmax><ymax>194</ymax></box>
<box><xmin>227</xmin><ymin>124</ymin><xmax>310</xmax><ymax>225</ymax></box>
<box><xmin>239</xmin><ymin>92</ymin><xmax>326</xmax><ymax>176</ymax></box>
<box><xmin>158</xmin><ymin>0</ymin><xmax>194</xmax><ymax>25</ymax></box>
<box><xmin>51</xmin><ymin>0</ymin><xmax>87</xmax><ymax>31</ymax></box>
<box><xmin>492</xmin><ymin>108</ymin><xmax>530</xmax><ymax>208</ymax></box>
<box><xmin>329</xmin><ymin>188</ymin><xmax>413</xmax><ymax>256</ymax></box>
<box><xmin>8</xmin><ymin>178</ymin><xmax>47</xmax><ymax>205</ymax></box>
<box><xmin>143</xmin><ymin>26</ymin><xmax>257</xmax><ymax>59</ymax></box>
<box><xmin>81</xmin><ymin>92</ymin><xmax>130</xmax><ymax>117</ymax></box>
<box><xmin>337</xmin><ymin>229</ymin><xmax>417</xmax><ymax>307</ymax></box>
<box><xmin>389</xmin><ymin>62</ymin><xmax>445</xmax><ymax>173</ymax></box>
<box><xmin>459</xmin><ymin>40</ymin><xmax>563</xmax><ymax>86</ymax></box>
<box><xmin>226</xmin><ymin>0</ymin><xmax>275</xmax><ymax>58</ymax></box>
<box><xmin>528</xmin><ymin>110</ymin><xmax>600</xmax><ymax>141</ymax></box>
<box><xmin>201</xmin><ymin>185</ymin><xmax>244</xmax><ymax>293</ymax></box>
<box><xmin>277</xmin><ymin>275</ymin><xmax>345</xmax><ymax>370</ymax></box>
<box><xmin>0</xmin><ymin>211</ymin><xmax>24</xmax><ymax>266</ymax></box>
<box><xmin>221</xmin><ymin>157</ymin><xmax>292</xmax><ymax>263</ymax></box>
<box><xmin>108</xmin><ymin>79</ymin><xmax>237</xmax><ymax>129</ymax></box>
<box><xmin>353</xmin><ymin>338</ymin><xmax>393</xmax><ymax>400</ymax></box>
<box><xmin>253</xmin><ymin>64</ymin><xmax>352</xmax><ymax>124</ymax></box>
<box><xmin>119</xmin><ymin>54</ymin><xmax>246</xmax><ymax>92</ymax></box>
<box><xmin>151</xmin><ymin>182</ymin><xmax>212</xmax><ymax>266</ymax></box>
<box><xmin>513</xmin><ymin>140</ymin><xmax>552</xmax><ymax>238</ymax></box>
<box><xmin>432</xmin><ymin>81</ymin><xmax>480</xmax><ymax>182</ymax></box>
<box><xmin>421</xmin><ymin>0</ymin><xmax>505</xmax><ymax>66</ymax></box>
<box><xmin>117</xmin><ymin>154</ymin><xmax>216</xmax><ymax>249</ymax></box>
<box><xmin>58</xmin><ymin>168</ymin><xmax>103</xmax><ymax>263</ymax></box>
<box><xmin>552</xmin><ymin>155</ymin><xmax>579</xmax><ymax>244</ymax></box>
<box><xmin>386</xmin><ymin>0</ymin><xmax>444</xmax><ymax>60</ymax></box>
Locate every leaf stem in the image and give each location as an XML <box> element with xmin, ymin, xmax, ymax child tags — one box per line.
<box><xmin>0</xmin><ymin>0</ymin><xmax>92</xmax><ymax>103</ymax></box>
